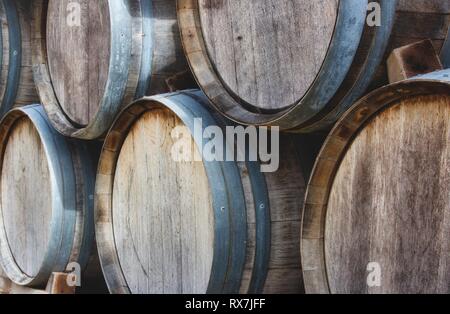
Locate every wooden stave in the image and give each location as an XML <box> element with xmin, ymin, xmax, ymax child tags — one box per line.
<box><xmin>178</xmin><ymin>0</ymin><xmax>450</xmax><ymax>132</ymax></box>
<box><xmin>0</xmin><ymin>105</ymin><xmax>95</xmax><ymax>288</ymax></box>
<box><xmin>0</xmin><ymin>0</ymin><xmax>39</xmax><ymax>118</ymax></box>
<box><xmin>96</xmin><ymin>91</ymin><xmax>250</xmax><ymax>294</ymax></box>
<box><xmin>96</xmin><ymin>91</ymin><xmax>246</xmax><ymax>294</ymax></box>
<box><xmin>32</xmin><ymin>0</ymin><xmax>193</xmax><ymax>140</ymax></box>
<box><xmin>95</xmin><ymin>90</ymin><xmax>304</xmax><ymax>294</ymax></box>
<box><xmin>177</xmin><ymin>0</ymin><xmax>395</xmax><ymax>130</ymax></box>
<box><xmin>32</xmin><ymin>0</ymin><xmax>138</xmax><ymax>140</ymax></box>
<box><xmin>300</xmin><ymin>69</ymin><xmax>450</xmax><ymax>294</ymax></box>
<box><xmin>295</xmin><ymin>0</ymin><xmax>398</xmax><ymax>133</ymax></box>
<box><xmin>441</xmin><ymin>27</ymin><xmax>450</xmax><ymax>67</ymax></box>
<box><xmin>314</xmin><ymin>1</ymin><xmax>450</xmax><ymax>129</ymax></box>
<box><xmin>177</xmin><ymin>94</ymin><xmax>305</xmax><ymax>294</ymax></box>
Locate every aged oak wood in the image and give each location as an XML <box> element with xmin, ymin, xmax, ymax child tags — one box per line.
<box><xmin>178</xmin><ymin>0</ymin><xmax>450</xmax><ymax>132</ymax></box>
<box><xmin>46</xmin><ymin>0</ymin><xmax>111</xmax><ymax>126</ymax></box>
<box><xmin>95</xmin><ymin>91</ymin><xmax>305</xmax><ymax>294</ymax></box>
<box><xmin>113</xmin><ymin>108</ymin><xmax>214</xmax><ymax>294</ymax></box>
<box><xmin>199</xmin><ymin>0</ymin><xmax>338</xmax><ymax>111</ymax></box>
<box><xmin>32</xmin><ymin>0</ymin><xmax>195</xmax><ymax>139</ymax></box>
<box><xmin>1</xmin><ymin>116</ymin><xmax>52</xmax><ymax>278</ymax></box>
<box><xmin>301</xmin><ymin>69</ymin><xmax>450</xmax><ymax>294</ymax></box>
<box><xmin>0</xmin><ymin>0</ymin><xmax>39</xmax><ymax>117</ymax></box>
<box><xmin>0</xmin><ymin>105</ymin><xmax>96</xmax><ymax>288</ymax></box>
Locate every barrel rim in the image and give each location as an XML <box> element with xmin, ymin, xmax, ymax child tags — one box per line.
<box><xmin>177</xmin><ymin>0</ymin><xmax>372</xmax><ymax>129</ymax></box>
<box><xmin>96</xmin><ymin>90</ymin><xmax>252</xmax><ymax>293</ymax></box>
<box><xmin>31</xmin><ymin>0</ymin><xmax>147</xmax><ymax>140</ymax></box>
<box><xmin>135</xmin><ymin>0</ymin><xmax>153</xmax><ymax>99</ymax></box>
<box><xmin>170</xmin><ymin>92</ymin><xmax>273</xmax><ymax>293</ymax></box>
<box><xmin>297</xmin><ymin>0</ymin><xmax>398</xmax><ymax>133</ymax></box>
<box><xmin>300</xmin><ymin>72</ymin><xmax>450</xmax><ymax>294</ymax></box>
<box><xmin>0</xmin><ymin>105</ymin><xmax>78</xmax><ymax>287</ymax></box>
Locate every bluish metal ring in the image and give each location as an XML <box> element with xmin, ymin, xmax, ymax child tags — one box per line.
<box><xmin>246</xmin><ymin>160</ymin><xmax>271</xmax><ymax>294</ymax></box>
<box><xmin>164</xmin><ymin>91</ymin><xmax>248</xmax><ymax>294</ymax></box>
<box><xmin>0</xmin><ymin>105</ymin><xmax>77</xmax><ymax>287</ymax></box>
<box><xmin>135</xmin><ymin>0</ymin><xmax>153</xmax><ymax>98</ymax></box>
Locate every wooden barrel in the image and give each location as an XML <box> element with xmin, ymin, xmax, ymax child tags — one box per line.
<box><xmin>0</xmin><ymin>0</ymin><xmax>39</xmax><ymax>117</ymax></box>
<box><xmin>32</xmin><ymin>0</ymin><xmax>195</xmax><ymax>140</ymax></box>
<box><xmin>95</xmin><ymin>91</ymin><xmax>306</xmax><ymax>294</ymax></box>
<box><xmin>177</xmin><ymin>0</ymin><xmax>450</xmax><ymax>132</ymax></box>
<box><xmin>301</xmin><ymin>69</ymin><xmax>450</xmax><ymax>294</ymax></box>
<box><xmin>0</xmin><ymin>105</ymin><xmax>96</xmax><ymax>288</ymax></box>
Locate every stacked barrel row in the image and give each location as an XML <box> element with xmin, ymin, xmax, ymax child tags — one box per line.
<box><xmin>0</xmin><ymin>0</ymin><xmax>449</xmax><ymax>294</ymax></box>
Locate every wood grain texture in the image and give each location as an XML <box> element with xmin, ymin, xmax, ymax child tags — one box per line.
<box><xmin>239</xmin><ymin>136</ymin><xmax>305</xmax><ymax>294</ymax></box>
<box><xmin>15</xmin><ymin>0</ymin><xmax>39</xmax><ymax>106</ymax></box>
<box><xmin>46</xmin><ymin>0</ymin><xmax>110</xmax><ymax>126</ymax></box>
<box><xmin>301</xmin><ymin>74</ymin><xmax>450</xmax><ymax>294</ymax></box>
<box><xmin>95</xmin><ymin>92</ymin><xmax>305</xmax><ymax>294</ymax></box>
<box><xmin>259</xmin><ymin>145</ymin><xmax>303</xmax><ymax>293</ymax></box>
<box><xmin>113</xmin><ymin>109</ymin><xmax>214</xmax><ymax>294</ymax></box>
<box><xmin>198</xmin><ymin>0</ymin><xmax>338</xmax><ymax>110</ymax></box>
<box><xmin>1</xmin><ymin>117</ymin><xmax>51</xmax><ymax>278</ymax></box>
<box><xmin>147</xmin><ymin>0</ymin><xmax>195</xmax><ymax>95</ymax></box>
<box><xmin>178</xmin><ymin>0</ymin><xmax>450</xmax><ymax>132</ymax></box>
<box><xmin>325</xmin><ymin>95</ymin><xmax>450</xmax><ymax>294</ymax></box>
<box><xmin>32</xmin><ymin>0</ymin><xmax>194</xmax><ymax>139</ymax></box>
<box><xmin>0</xmin><ymin>106</ymin><xmax>98</xmax><ymax>288</ymax></box>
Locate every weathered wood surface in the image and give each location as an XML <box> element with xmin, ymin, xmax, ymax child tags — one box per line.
<box><xmin>302</xmin><ymin>70</ymin><xmax>450</xmax><ymax>294</ymax></box>
<box><xmin>198</xmin><ymin>0</ymin><xmax>338</xmax><ymax>111</ymax></box>
<box><xmin>392</xmin><ymin>0</ymin><xmax>450</xmax><ymax>47</ymax></box>
<box><xmin>113</xmin><ymin>109</ymin><xmax>214</xmax><ymax>294</ymax></box>
<box><xmin>0</xmin><ymin>105</ymin><xmax>97</xmax><ymax>288</ymax></box>
<box><xmin>240</xmin><ymin>136</ymin><xmax>305</xmax><ymax>294</ymax></box>
<box><xmin>32</xmin><ymin>0</ymin><xmax>194</xmax><ymax>139</ymax></box>
<box><xmin>0</xmin><ymin>0</ymin><xmax>39</xmax><ymax>117</ymax></box>
<box><xmin>0</xmin><ymin>265</ymin><xmax>11</xmax><ymax>294</ymax></box>
<box><xmin>178</xmin><ymin>0</ymin><xmax>450</xmax><ymax>132</ymax></box>
<box><xmin>46</xmin><ymin>0</ymin><xmax>111</xmax><ymax>126</ymax></box>
<box><xmin>95</xmin><ymin>91</ymin><xmax>305</xmax><ymax>294</ymax></box>
<box><xmin>1</xmin><ymin>117</ymin><xmax>52</xmax><ymax>278</ymax></box>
